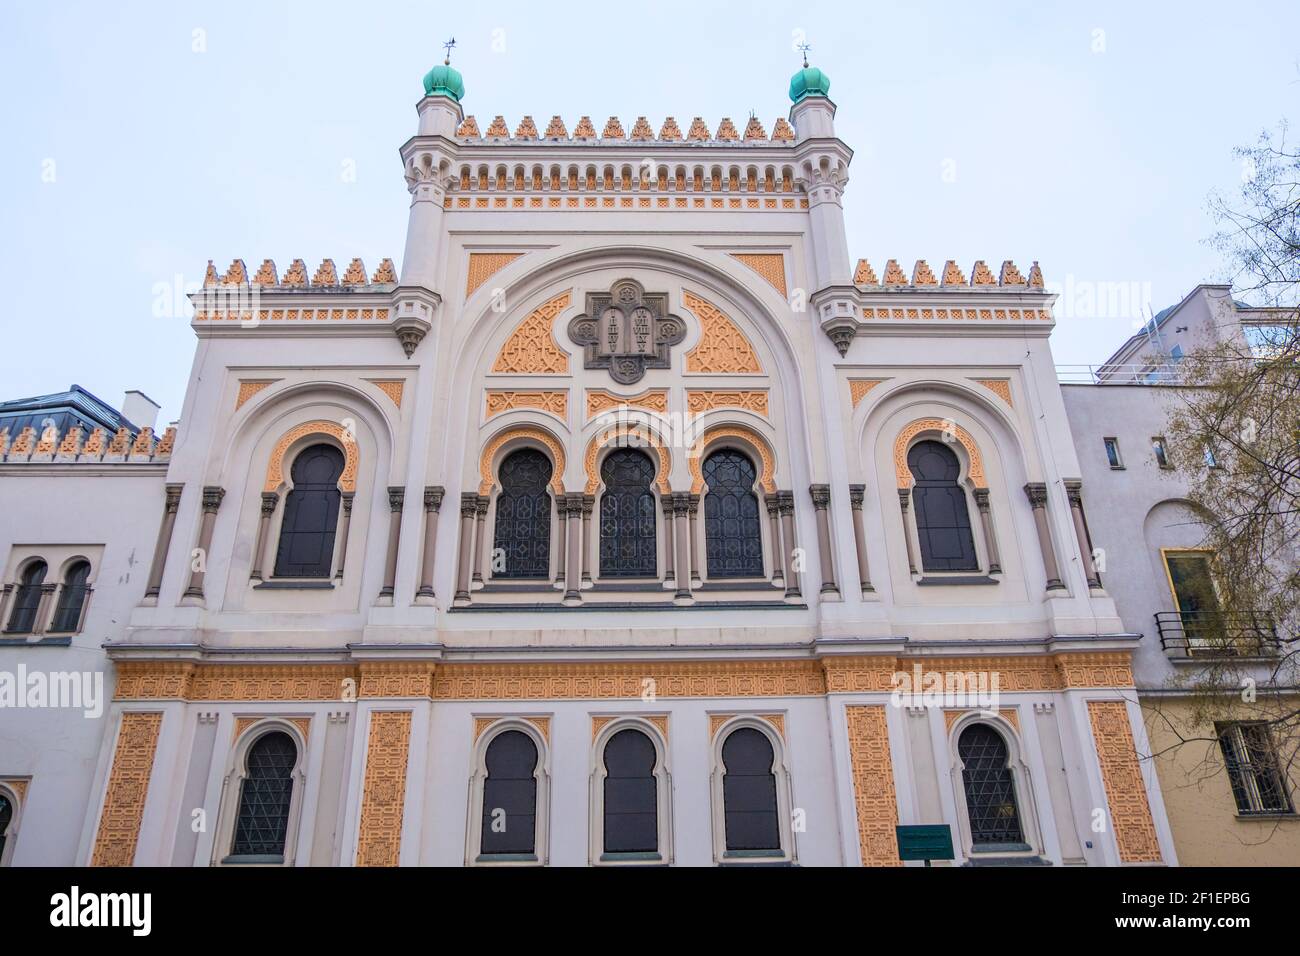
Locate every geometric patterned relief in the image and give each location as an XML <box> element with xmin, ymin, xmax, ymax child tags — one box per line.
<box><xmin>90</xmin><ymin>712</ymin><xmax>163</xmax><ymax>866</ymax></box>
<box><xmin>729</xmin><ymin>253</ymin><xmax>787</xmax><ymax>297</ymax></box>
<box><xmin>845</xmin><ymin>705</ymin><xmax>902</xmax><ymax>866</ymax></box>
<box><xmin>466</xmin><ymin>252</ymin><xmax>523</xmax><ymax>297</ymax></box>
<box><xmin>1087</xmin><ymin>700</ymin><xmax>1162</xmax><ymax>863</ymax></box>
<box><xmin>683</xmin><ymin>291</ymin><xmax>762</xmax><ymax>374</ymax></box>
<box><xmin>491</xmin><ymin>291</ymin><xmax>571</xmax><ymax>374</ymax></box>
<box><xmin>355</xmin><ymin>711</ymin><xmax>412</xmax><ymax>867</ymax></box>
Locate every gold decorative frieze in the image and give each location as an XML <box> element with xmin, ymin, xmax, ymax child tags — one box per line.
<box><xmin>474</xmin><ymin>715</ymin><xmax>552</xmax><ymax>741</ymax></box>
<box><xmin>689</xmin><ymin>424</ymin><xmax>776</xmax><ymax>494</ymax></box>
<box><xmin>822</xmin><ymin>652</ymin><xmax>1135</xmax><ymax>695</ymax></box>
<box><xmin>91</xmin><ymin>712</ymin><xmax>162</xmax><ymax>867</ymax></box>
<box><xmin>358</xmin><ymin>661</ymin><xmax>437</xmax><ymax>699</ymax></box>
<box><xmin>1088</xmin><ymin>700</ymin><xmax>1162</xmax><ymax>863</ymax></box>
<box><xmin>264</xmin><ymin>420</ymin><xmax>359</xmax><ymax>493</ymax></box>
<box><xmin>709</xmin><ymin>713</ymin><xmax>785</xmax><ymax>739</ymax></box>
<box><xmin>893</xmin><ymin>418</ymin><xmax>986</xmax><ymax>488</ymax></box>
<box><xmin>479</xmin><ymin>425</ymin><xmax>567</xmax><ymax>495</ymax></box>
<box><xmin>943</xmin><ymin>708</ymin><xmax>1020</xmax><ymax>734</ymax></box>
<box><xmin>845</xmin><ymin>706</ymin><xmax>902</xmax><ymax>866</ymax></box>
<box><xmin>466</xmin><ymin>252</ymin><xmax>524</xmax><ymax>297</ymax></box>
<box><xmin>355</xmin><ymin>711</ymin><xmax>412</xmax><ymax>867</ymax></box>
<box><xmin>682</xmin><ymin>291</ymin><xmax>762</xmax><ymax>374</ymax></box>
<box><xmin>593</xmin><ymin>715</ymin><xmax>669</xmax><ymax>739</ymax></box>
<box><xmin>685</xmin><ymin>389</ymin><xmax>769</xmax><ymax>417</ymax></box>
<box><xmin>848</xmin><ymin>379</ymin><xmax>886</xmax><ymax>408</ymax></box>
<box><xmin>235</xmin><ymin>380</ymin><xmax>276</xmax><ymax>411</ymax></box>
<box><xmin>585</xmin><ymin>388</ymin><xmax>669</xmax><ymax>419</ymax></box>
<box><xmin>366</xmin><ymin>379</ymin><xmax>405</xmax><ymax>408</ymax></box>
<box><xmin>972</xmin><ymin>378</ymin><xmax>1013</xmax><ymax>407</ymax></box>
<box><xmin>491</xmin><ymin>291</ymin><xmax>571</xmax><ymax>374</ymax></box>
<box><xmin>729</xmin><ymin>253</ymin><xmax>787</xmax><ymax>296</ymax></box>
<box><xmin>485</xmin><ymin>389</ymin><xmax>568</xmax><ymax>420</ymax></box>
<box><xmin>233</xmin><ymin>715</ymin><xmax>312</xmax><ymax>741</ymax></box>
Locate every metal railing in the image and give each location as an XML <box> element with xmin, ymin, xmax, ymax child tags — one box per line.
<box><xmin>1056</xmin><ymin>363</ymin><xmax>1185</xmax><ymax>385</ymax></box>
<box><xmin>1154</xmin><ymin>611</ymin><xmax>1279</xmax><ymax>658</ymax></box>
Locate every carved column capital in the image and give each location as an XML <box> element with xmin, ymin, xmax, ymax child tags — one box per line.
<box><xmin>459</xmin><ymin>492</ymin><xmax>479</xmax><ymax>518</ymax></box>
<box><xmin>259</xmin><ymin>492</ymin><xmax>278</xmax><ymax>517</ymax></box>
<box><xmin>341</xmin><ymin>491</ymin><xmax>355</xmax><ymax>516</ymax></box>
<box><xmin>848</xmin><ymin>484</ymin><xmax>865</xmax><ymax>510</ymax></box>
<box><xmin>973</xmin><ymin>487</ymin><xmax>992</xmax><ymax>512</ymax></box>
<box><xmin>200</xmin><ymin>486</ymin><xmax>225</xmax><ymax>514</ymax></box>
<box><xmin>776</xmin><ymin>490</ymin><xmax>795</xmax><ymax>517</ymax></box>
<box><xmin>163</xmin><ymin>483</ymin><xmax>184</xmax><ymax>513</ymax></box>
<box><xmin>388</xmin><ymin>487</ymin><xmax>406</xmax><ymax>512</ymax></box>
<box><xmin>764</xmin><ymin>492</ymin><xmax>782</xmax><ymax>518</ymax></box>
<box><xmin>423</xmin><ymin>485</ymin><xmax>446</xmax><ymax>512</ymax></box>
<box><xmin>581</xmin><ymin>493</ymin><xmax>595</xmax><ymax>516</ymax></box>
<box><xmin>474</xmin><ymin>493</ymin><xmax>489</xmax><ymax>517</ymax></box>
<box><xmin>1063</xmin><ymin>479</ymin><xmax>1084</xmax><ymax>508</ymax></box>
<box><xmin>809</xmin><ymin>483</ymin><xmax>831</xmax><ymax>510</ymax></box>
<box><xmin>897</xmin><ymin>487</ymin><xmax>911</xmax><ymax>512</ymax></box>
<box><xmin>1023</xmin><ymin>482</ymin><xmax>1049</xmax><ymax>509</ymax></box>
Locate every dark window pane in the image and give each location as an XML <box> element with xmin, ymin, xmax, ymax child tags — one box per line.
<box><xmin>703</xmin><ymin>450</ymin><xmax>764</xmax><ymax>578</ymax></box>
<box><xmin>273</xmin><ymin>444</ymin><xmax>344</xmax><ymax>577</ymax></box>
<box><xmin>603</xmin><ymin>729</ymin><xmax>658</xmax><ymax>853</ymax></box>
<box><xmin>722</xmin><ymin>727</ymin><xmax>781</xmax><ymax>851</ymax></box>
<box><xmin>50</xmin><ymin>560</ymin><xmax>91</xmax><ymax>633</ymax></box>
<box><xmin>0</xmin><ymin>792</ymin><xmax>11</xmax><ymax>860</ymax></box>
<box><xmin>481</xmin><ymin>731</ymin><xmax>539</xmax><ymax>855</ymax></box>
<box><xmin>231</xmin><ymin>731</ymin><xmax>297</xmax><ymax>857</ymax></box>
<box><xmin>908</xmin><ymin>441</ymin><xmax>978</xmax><ymax>572</ymax></box>
<box><xmin>5</xmin><ymin>561</ymin><xmax>47</xmax><ymax>634</ymax></box>
<box><xmin>492</xmin><ymin>449</ymin><xmax>553</xmax><ymax>578</ymax></box>
<box><xmin>958</xmin><ymin>724</ymin><xmax>1023</xmax><ymax>844</ymax></box>
<box><xmin>599</xmin><ymin>449</ymin><xmax>658</xmax><ymax>577</ymax></box>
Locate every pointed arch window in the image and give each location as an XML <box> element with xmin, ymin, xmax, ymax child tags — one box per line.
<box><xmin>602</xmin><ymin>728</ymin><xmax>658</xmax><ymax>854</ymax></box>
<box><xmin>908</xmin><ymin>440</ymin><xmax>978</xmax><ymax>572</ymax></box>
<box><xmin>492</xmin><ymin>449</ymin><xmax>553</xmax><ymax>579</ymax></box>
<box><xmin>721</xmin><ymin>727</ymin><xmax>780</xmax><ymax>852</ymax></box>
<box><xmin>599</xmin><ymin>449</ymin><xmax>657</xmax><ymax>577</ymax></box>
<box><xmin>5</xmin><ymin>561</ymin><xmax>47</xmax><ymax>634</ymax></box>
<box><xmin>479</xmin><ymin>730</ymin><xmax>539</xmax><ymax>857</ymax></box>
<box><xmin>230</xmin><ymin>731</ymin><xmax>297</xmax><ymax>860</ymax></box>
<box><xmin>958</xmin><ymin>724</ymin><xmax>1023</xmax><ymax>846</ymax></box>
<box><xmin>50</xmin><ymin>560</ymin><xmax>91</xmax><ymax>633</ymax></box>
<box><xmin>273</xmin><ymin>444</ymin><xmax>344</xmax><ymax>578</ymax></box>
<box><xmin>703</xmin><ymin>449</ymin><xmax>764</xmax><ymax>578</ymax></box>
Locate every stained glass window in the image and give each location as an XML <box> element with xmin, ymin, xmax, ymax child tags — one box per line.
<box><xmin>721</xmin><ymin>727</ymin><xmax>780</xmax><ymax>852</ymax></box>
<box><xmin>908</xmin><ymin>440</ymin><xmax>978</xmax><ymax>572</ymax></box>
<box><xmin>480</xmin><ymin>730</ymin><xmax>539</xmax><ymax>855</ymax></box>
<box><xmin>492</xmin><ymin>449</ymin><xmax>553</xmax><ymax>578</ymax></box>
<box><xmin>273</xmin><ymin>444</ymin><xmax>344</xmax><ymax>577</ymax></box>
<box><xmin>958</xmin><ymin>724</ymin><xmax>1023</xmax><ymax>845</ymax></box>
<box><xmin>599</xmin><ymin>449</ymin><xmax>657</xmax><ymax>577</ymax></box>
<box><xmin>231</xmin><ymin>731</ymin><xmax>297</xmax><ymax>858</ymax></box>
<box><xmin>703</xmin><ymin>449</ymin><xmax>764</xmax><ymax>578</ymax></box>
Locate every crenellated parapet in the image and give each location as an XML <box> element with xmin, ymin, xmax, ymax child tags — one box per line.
<box><xmin>453</xmin><ymin>114</ymin><xmax>801</xmax><ymax>146</ymax></box>
<box><xmin>191</xmin><ymin>257</ymin><xmax>397</xmax><ymax>325</ymax></box>
<box><xmin>0</xmin><ymin>423</ymin><xmax>176</xmax><ymax>465</ymax></box>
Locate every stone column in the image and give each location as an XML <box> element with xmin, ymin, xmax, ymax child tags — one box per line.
<box><xmin>563</xmin><ymin>494</ymin><xmax>582</xmax><ymax>605</ymax></box>
<box><xmin>580</xmin><ymin>494</ymin><xmax>594</xmax><ymax>587</ymax></box>
<box><xmin>0</xmin><ymin>585</ymin><xmax>11</xmax><ymax>630</ymax></box>
<box><xmin>973</xmin><ymin>488</ymin><xmax>1001</xmax><ymax>574</ymax></box>
<box><xmin>778</xmin><ymin>491</ymin><xmax>800</xmax><ymax>599</ymax></box>
<box><xmin>1023</xmin><ymin>483</ymin><xmax>1065</xmax><ymax>591</ymax></box>
<box><xmin>765</xmin><ymin>493</ymin><xmax>785</xmax><ymax>588</ymax></box>
<box><xmin>379</xmin><ymin>487</ymin><xmax>405</xmax><ymax>599</ymax></box>
<box><xmin>32</xmin><ymin>582</ymin><xmax>57</xmax><ymax>635</ymax></box>
<box><xmin>334</xmin><ymin>492</ymin><xmax>354</xmax><ymax>578</ymax></box>
<box><xmin>897</xmin><ymin>488</ymin><xmax>918</xmax><ymax>576</ymax></box>
<box><xmin>416</xmin><ymin>486</ymin><xmax>445</xmax><ymax>599</ymax></box>
<box><xmin>472</xmin><ymin>495</ymin><xmax>489</xmax><ymax>589</ymax></box>
<box><xmin>685</xmin><ymin>493</ymin><xmax>701</xmax><ymax>586</ymax></box>
<box><xmin>553</xmin><ymin>494</ymin><xmax>566</xmax><ymax>588</ymax></box>
<box><xmin>661</xmin><ymin>495</ymin><xmax>675</xmax><ymax>588</ymax></box>
<box><xmin>454</xmin><ymin>493</ymin><xmax>477</xmax><ymax>606</ymax></box>
<box><xmin>1064</xmin><ymin>480</ymin><xmax>1102</xmax><ymax>589</ymax></box>
<box><xmin>809</xmin><ymin>484</ymin><xmax>839</xmax><ymax>596</ymax></box>
<box><xmin>145</xmin><ymin>483</ymin><xmax>184</xmax><ymax>600</ymax></box>
<box><xmin>183</xmin><ymin>486</ymin><xmax>225</xmax><ymax>601</ymax></box>
<box><xmin>671</xmin><ymin>493</ymin><xmax>693</xmax><ymax>603</ymax></box>
<box><xmin>847</xmin><ymin>484</ymin><xmax>873</xmax><ymax>593</ymax></box>
<box><xmin>249</xmin><ymin>492</ymin><xmax>278</xmax><ymax>581</ymax></box>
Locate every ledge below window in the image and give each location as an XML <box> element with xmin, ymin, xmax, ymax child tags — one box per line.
<box><xmin>599</xmin><ymin>851</ymin><xmax>664</xmax><ymax>864</ymax></box>
<box><xmin>254</xmin><ymin>579</ymin><xmax>335</xmax><ymax>590</ymax></box>
<box><xmin>220</xmin><ymin>853</ymin><xmax>286</xmax><ymax>865</ymax></box>
<box><xmin>0</xmin><ymin>635</ymin><xmax>72</xmax><ymax>647</ymax></box>
<box><xmin>916</xmin><ymin>575</ymin><xmax>999</xmax><ymax>586</ymax></box>
<box><xmin>450</xmin><ymin>599</ymin><xmax>806</xmax><ymax>612</ymax></box>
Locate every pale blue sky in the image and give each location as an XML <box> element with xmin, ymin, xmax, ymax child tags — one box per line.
<box><xmin>1</xmin><ymin>1</ymin><xmax>1296</xmax><ymax>424</ymax></box>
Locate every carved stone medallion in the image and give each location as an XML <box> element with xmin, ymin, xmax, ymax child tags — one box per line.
<box><xmin>567</xmin><ymin>279</ymin><xmax>686</xmax><ymax>385</ymax></box>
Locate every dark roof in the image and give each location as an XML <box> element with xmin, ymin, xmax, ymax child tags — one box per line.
<box><xmin>0</xmin><ymin>384</ymin><xmax>136</xmax><ymax>437</ymax></box>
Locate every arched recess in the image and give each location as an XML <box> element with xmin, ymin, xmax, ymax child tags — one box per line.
<box><xmin>264</xmin><ymin>420</ymin><xmax>359</xmax><ymax>493</ymax></box>
<box><xmin>583</xmin><ymin>424</ymin><xmax>672</xmax><ymax>495</ymax></box>
<box><xmin>588</xmin><ymin>717</ymin><xmax>674</xmax><ymax>866</ymax></box>
<box><xmin>465</xmin><ymin>718</ymin><xmax>552</xmax><ymax>866</ymax></box>
<box><xmin>893</xmin><ymin>418</ymin><xmax>986</xmax><ymax>489</ymax></box>
<box><xmin>478</xmin><ymin>424</ymin><xmax>567</xmax><ymax>495</ymax></box>
<box><xmin>945</xmin><ymin>711</ymin><xmax>1044</xmax><ymax>861</ymax></box>
<box><xmin>212</xmin><ymin>719</ymin><xmax>309</xmax><ymax>867</ymax></box>
<box><xmin>689</xmin><ymin>424</ymin><xmax>777</xmax><ymax>494</ymax></box>
<box><xmin>708</xmin><ymin>716</ymin><xmax>796</xmax><ymax>863</ymax></box>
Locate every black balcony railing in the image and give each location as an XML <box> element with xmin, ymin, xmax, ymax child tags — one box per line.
<box><xmin>1154</xmin><ymin>611</ymin><xmax>1279</xmax><ymax>657</ymax></box>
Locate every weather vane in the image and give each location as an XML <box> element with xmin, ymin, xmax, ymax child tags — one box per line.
<box><xmin>443</xmin><ymin>37</ymin><xmax>456</xmax><ymax>65</ymax></box>
<box><xmin>797</xmin><ymin>42</ymin><xmax>811</xmax><ymax>68</ymax></box>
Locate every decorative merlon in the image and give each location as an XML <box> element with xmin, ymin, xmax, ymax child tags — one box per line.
<box><xmin>0</xmin><ymin>424</ymin><xmax>176</xmax><ymax>465</ymax></box>
<box><xmin>449</xmin><ymin>113</ymin><xmax>804</xmax><ymax>145</ymax></box>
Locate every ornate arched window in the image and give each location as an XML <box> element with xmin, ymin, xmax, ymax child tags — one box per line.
<box><xmin>720</xmin><ymin>727</ymin><xmax>780</xmax><ymax>852</ymax></box>
<box><xmin>50</xmin><ymin>560</ymin><xmax>91</xmax><ymax>633</ymax></box>
<box><xmin>5</xmin><ymin>561</ymin><xmax>47</xmax><ymax>634</ymax></box>
<box><xmin>703</xmin><ymin>449</ymin><xmax>764</xmax><ymax>578</ymax></box>
<box><xmin>480</xmin><ymin>730</ymin><xmax>539</xmax><ymax>857</ymax></box>
<box><xmin>958</xmin><ymin>724</ymin><xmax>1023</xmax><ymax>846</ymax></box>
<box><xmin>273</xmin><ymin>444</ymin><xmax>345</xmax><ymax>578</ymax></box>
<box><xmin>492</xmin><ymin>448</ymin><xmax>553</xmax><ymax>579</ymax></box>
<box><xmin>908</xmin><ymin>440</ymin><xmax>978</xmax><ymax>572</ymax></box>
<box><xmin>599</xmin><ymin>449</ymin><xmax>657</xmax><ymax>577</ymax></box>
<box><xmin>0</xmin><ymin>790</ymin><xmax>12</xmax><ymax>864</ymax></box>
<box><xmin>230</xmin><ymin>731</ymin><xmax>298</xmax><ymax>860</ymax></box>
<box><xmin>602</xmin><ymin>728</ymin><xmax>658</xmax><ymax>854</ymax></box>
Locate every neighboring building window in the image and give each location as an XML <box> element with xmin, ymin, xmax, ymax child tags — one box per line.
<box><xmin>0</xmin><ymin>791</ymin><xmax>12</xmax><ymax>864</ymax></box>
<box><xmin>601</xmin><ymin>728</ymin><xmax>658</xmax><ymax>854</ymax></box>
<box><xmin>958</xmin><ymin>724</ymin><xmax>1024</xmax><ymax>846</ymax></box>
<box><xmin>1163</xmin><ymin>549</ymin><xmax>1224</xmax><ymax>651</ymax></box>
<box><xmin>492</xmin><ymin>449</ymin><xmax>553</xmax><ymax>578</ymax></box>
<box><xmin>273</xmin><ymin>444</ymin><xmax>345</xmax><ymax>577</ymax></box>
<box><xmin>599</xmin><ymin>449</ymin><xmax>657</xmax><ymax>577</ymax></box>
<box><xmin>907</xmin><ymin>440</ymin><xmax>978</xmax><ymax>572</ymax></box>
<box><xmin>1204</xmin><ymin>444</ymin><xmax>1220</xmax><ymax>469</ymax></box>
<box><xmin>1151</xmin><ymin>436</ymin><xmax>1171</xmax><ymax>469</ymax></box>
<box><xmin>720</xmin><ymin>727</ymin><xmax>780</xmax><ymax>854</ymax></box>
<box><xmin>702</xmin><ymin>449</ymin><xmax>764</xmax><ymax>578</ymax></box>
<box><xmin>49</xmin><ymin>560</ymin><xmax>91</xmax><ymax>633</ymax></box>
<box><xmin>479</xmin><ymin>730</ymin><xmax>539</xmax><ymax>857</ymax></box>
<box><xmin>230</xmin><ymin>731</ymin><xmax>297</xmax><ymax>860</ymax></box>
<box><xmin>5</xmin><ymin>560</ymin><xmax>47</xmax><ymax>634</ymax></box>
<box><xmin>1218</xmin><ymin>723</ymin><xmax>1294</xmax><ymax>815</ymax></box>
<box><xmin>1103</xmin><ymin>437</ymin><xmax>1123</xmax><ymax>469</ymax></box>
<box><xmin>1169</xmin><ymin>343</ymin><xmax>1184</xmax><ymax>362</ymax></box>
